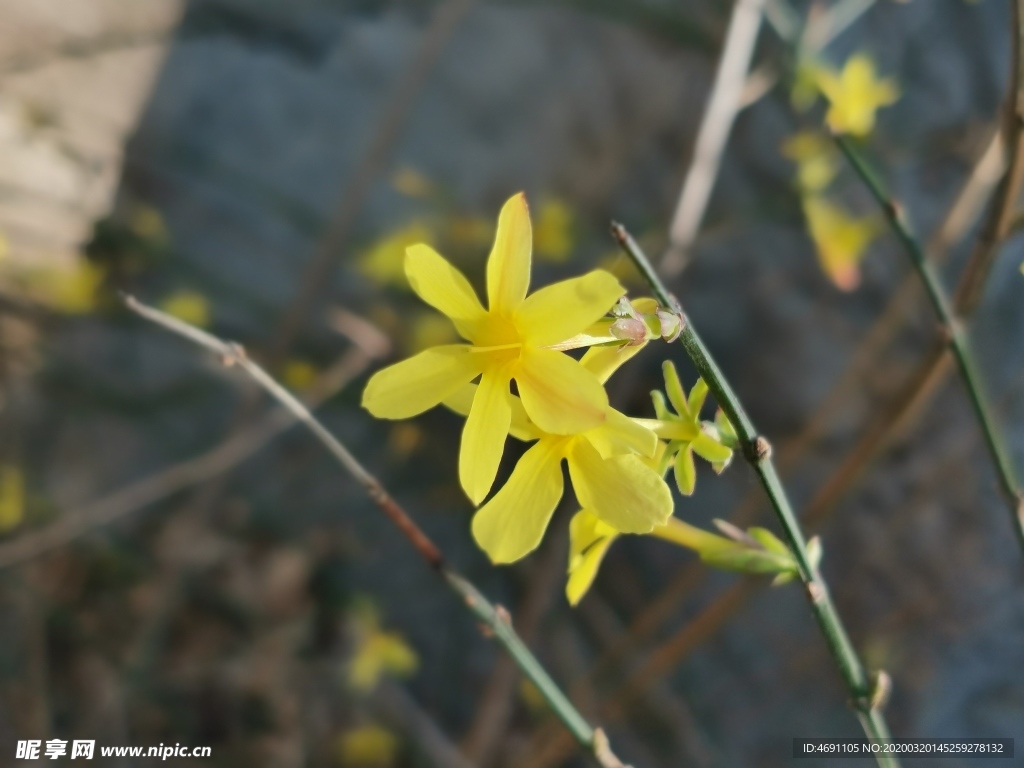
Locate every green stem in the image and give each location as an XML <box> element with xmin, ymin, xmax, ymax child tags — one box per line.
<box><xmin>612</xmin><ymin>224</ymin><xmax>899</xmax><ymax>768</ymax></box>
<box><xmin>123</xmin><ymin>295</ymin><xmax>628</xmax><ymax>768</ymax></box>
<box><xmin>832</xmin><ymin>136</ymin><xmax>1024</xmax><ymax>553</ymax></box>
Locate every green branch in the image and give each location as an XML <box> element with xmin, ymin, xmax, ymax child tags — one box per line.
<box><xmin>611</xmin><ymin>224</ymin><xmax>898</xmax><ymax>768</ymax></box>
<box><xmin>832</xmin><ymin>136</ymin><xmax>1024</xmax><ymax>553</ymax></box>
<box><xmin>123</xmin><ymin>295</ymin><xmax>631</xmax><ymax>768</ymax></box>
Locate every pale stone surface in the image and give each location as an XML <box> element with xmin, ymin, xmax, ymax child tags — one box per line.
<box><xmin>0</xmin><ymin>0</ymin><xmax>181</xmax><ymax>268</ymax></box>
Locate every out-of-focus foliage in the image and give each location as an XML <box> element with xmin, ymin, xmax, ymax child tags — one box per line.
<box><xmin>346</xmin><ymin>603</ymin><xmax>419</xmax><ymax>693</ymax></box>
<box><xmin>800</xmin><ymin>195</ymin><xmax>880</xmax><ymax>290</ymax></box>
<box><xmin>0</xmin><ymin>465</ymin><xmax>24</xmax><ymax>532</ymax></box>
<box><xmin>158</xmin><ymin>289</ymin><xmax>210</xmax><ymax>328</ymax></box>
<box><xmin>336</xmin><ymin>724</ymin><xmax>399</xmax><ymax>767</ymax></box>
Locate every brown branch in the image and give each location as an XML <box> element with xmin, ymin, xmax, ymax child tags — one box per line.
<box><xmin>0</xmin><ymin>326</ymin><xmax>385</xmax><ymax>570</ymax></box>
<box><xmin>266</xmin><ymin>0</ymin><xmax>477</xmax><ymax>362</ymax></box>
<box><xmin>954</xmin><ymin>0</ymin><xmax>1024</xmax><ymax>313</ymax></box>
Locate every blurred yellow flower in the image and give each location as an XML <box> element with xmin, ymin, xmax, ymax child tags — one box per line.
<box><xmin>801</xmin><ymin>196</ymin><xmax>880</xmax><ymax>290</ymax></box>
<box><xmin>407</xmin><ymin>311</ymin><xmax>458</xmax><ymax>353</ymax></box>
<box><xmin>347</xmin><ymin>606</ymin><xmax>418</xmax><ymax>692</ymax></box>
<box><xmin>159</xmin><ymin>290</ymin><xmax>210</xmax><ymax>328</ymax></box>
<box><xmin>336</xmin><ymin>725</ymin><xmax>398</xmax><ymax>767</ymax></box>
<box><xmin>387</xmin><ymin>423</ymin><xmax>423</xmax><ymax>459</ymax></box>
<box><xmin>131</xmin><ymin>205</ymin><xmax>169</xmax><ymax>243</ymax></box>
<box><xmin>0</xmin><ymin>465</ymin><xmax>25</xmax><ymax>532</ymax></box>
<box><xmin>0</xmin><ymin>230</ymin><xmax>8</xmax><ymax>261</ymax></box>
<box><xmin>391</xmin><ymin>167</ymin><xmax>434</xmax><ymax>199</ymax></box>
<box><xmin>781</xmin><ymin>131</ymin><xmax>839</xmax><ymax>192</ymax></box>
<box><xmin>445</xmin><ymin>213</ymin><xmax>492</xmax><ymax>249</ymax></box>
<box><xmin>362</xmin><ymin>193</ymin><xmax>625</xmax><ymax>505</ymax></box>
<box><xmin>42</xmin><ymin>260</ymin><xmax>105</xmax><ymax>314</ymax></box>
<box><xmin>282</xmin><ymin>359</ymin><xmax>318</xmax><ymax>391</ymax></box>
<box><xmin>818</xmin><ymin>54</ymin><xmax>899</xmax><ymax>137</ymax></box>
<box><xmin>533</xmin><ymin>198</ymin><xmax>574</xmax><ymax>262</ymax></box>
<box><xmin>358</xmin><ymin>221</ymin><xmax>434</xmax><ymax>286</ymax></box>
<box><xmin>448</xmin><ymin>344</ymin><xmax>671</xmax><ymax>564</ymax></box>
<box><xmin>519</xmin><ymin>678</ymin><xmax>548</xmax><ymax>716</ymax></box>
<box><xmin>791</xmin><ymin>58</ymin><xmax>824</xmax><ymax>112</ymax></box>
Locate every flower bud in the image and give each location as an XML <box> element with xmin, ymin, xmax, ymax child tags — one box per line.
<box><xmin>609</xmin><ymin>317</ymin><xmax>649</xmax><ymax>346</ymax></box>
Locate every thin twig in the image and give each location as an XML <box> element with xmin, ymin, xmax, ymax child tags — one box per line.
<box><xmin>122</xmin><ymin>295</ymin><xmax>632</xmax><ymax>768</ymax></box>
<box><xmin>662</xmin><ymin>0</ymin><xmax>768</xmax><ymax>276</ymax></box>
<box><xmin>461</xmin><ymin>525</ymin><xmax>567</xmax><ymax>764</ymax></box>
<box><xmin>954</xmin><ymin>0</ymin><xmax>1024</xmax><ymax>313</ymax></box>
<box><xmin>832</xmin><ymin>136</ymin><xmax>1024</xmax><ymax>552</ymax></box>
<box><xmin>611</xmin><ymin>223</ymin><xmax>898</xmax><ymax>767</ymax></box>
<box><xmin>520</xmin><ymin>126</ymin><xmax>1007</xmax><ymax>768</ymax></box>
<box><xmin>0</xmin><ymin>338</ymin><xmax>381</xmax><ymax>570</ymax></box>
<box><xmin>266</xmin><ymin>0</ymin><xmax>476</xmax><ymax>361</ymax></box>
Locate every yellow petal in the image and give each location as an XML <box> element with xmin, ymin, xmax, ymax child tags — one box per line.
<box><xmin>585</xmin><ymin>409</ymin><xmax>658</xmax><ymax>459</ymax></box>
<box><xmin>472</xmin><ymin>439</ymin><xmax>565</xmax><ymax>563</ymax></box>
<box><xmin>567</xmin><ymin>439</ymin><xmax>672</xmax><ymax>534</ymax></box>
<box><xmin>445</xmin><ymin>384</ymin><xmax>539</xmax><ymax>442</ymax></box>
<box><xmin>515</xmin><ymin>270</ymin><xmax>624</xmax><ymax>347</ymax></box>
<box><xmin>580</xmin><ymin>338</ymin><xmax>646</xmax><ymax>384</ymax></box>
<box><xmin>459</xmin><ymin>369</ymin><xmax>512</xmax><ymax>504</ymax></box>
<box><xmin>566</xmin><ymin>510</ymin><xmax>618</xmax><ymax>606</ymax></box>
<box><xmin>515</xmin><ymin>347</ymin><xmax>608</xmax><ymax>435</ymax></box>
<box><xmin>362</xmin><ymin>345</ymin><xmax>481</xmax><ymax>419</ymax></box>
<box><xmin>405</xmin><ymin>243</ymin><xmax>487</xmax><ymax>340</ymax></box>
<box><xmin>486</xmin><ymin>193</ymin><xmax>532</xmax><ymax>316</ymax></box>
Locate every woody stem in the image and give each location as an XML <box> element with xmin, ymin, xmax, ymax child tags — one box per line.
<box><xmin>612</xmin><ymin>222</ymin><xmax>898</xmax><ymax>768</ymax></box>
<box><xmin>123</xmin><ymin>294</ymin><xmax>630</xmax><ymax>768</ymax></box>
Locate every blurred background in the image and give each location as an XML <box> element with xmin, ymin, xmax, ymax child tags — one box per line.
<box><xmin>0</xmin><ymin>0</ymin><xmax>1022</xmax><ymax>766</ymax></box>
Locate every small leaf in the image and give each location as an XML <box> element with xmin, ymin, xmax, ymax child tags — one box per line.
<box><xmin>747</xmin><ymin>527</ymin><xmax>791</xmax><ymax>557</ymax></box>
<box><xmin>771</xmin><ymin>570</ymin><xmax>798</xmax><ymax>586</ymax></box>
<box><xmin>673</xmin><ymin>445</ymin><xmax>697</xmax><ymax>496</ymax></box>
<box><xmin>661</xmin><ymin>360</ymin><xmax>689</xmax><ymax>417</ymax></box>
<box><xmin>651</xmin><ymin>390</ymin><xmax>671</xmax><ymax>421</ymax></box>
<box><xmin>691</xmin><ymin>432</ymin><xmax>733</xmax><ymax>464</ymax></box>
<box><xmin>688</xmin><ymin>378</ymin><xmax>709</xmax><ymax>416</ymax></box>
<box><xmin>714</xmin><ymin>408</ymin><xmax>739</xmax><ymax>447</ymax></box>
<box><xmin>699</xmin><ymin>546</ymin><xmax>799</xmax><ymax>576</ymax></box>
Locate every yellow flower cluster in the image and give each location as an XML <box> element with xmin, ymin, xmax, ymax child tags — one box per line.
<box><xmin>362</xmin><ymin>193</ymin><xmax>770</xmax><ymax>602</ymax></box>
<box><xmin>784</xmin><ymin>54</ymin><xmax>897</xmax><ymax>289</ymax></box>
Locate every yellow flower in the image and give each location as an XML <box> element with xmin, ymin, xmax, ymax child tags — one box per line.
<box><xmin>40</xmin><ymin>260</ymin><xmax>104</xmax><ymax>314</ymax></box>
<box><xmin>282</xmin><ymin>359</ymin><xmax>318</xmax><ymax>391</ymax></box>
<box><xmin>337</xmin><ymin>725</ymin><xmax>398</xmax><ymax>767</ymax></box>
<box><xmin>566</xmin><ymin>510</ymin><xmax>800</xmax><ymax>605</ymax></box>
<box><xmin>0</xmin><ymin>465</ymin><xmax>25</xmax><ymax>532</ymax></box>
<box><xmin>448</xmin><ymin>344</ymin><xmax>671</xmax><ymax>564</ymax></box>
<box><xmin>533</xmin><ymin>198</ymin><xmax>574</xmax><ymax>262</ymax></box>
<box><xmin>818</xmin><ymin>54</ymin><xmax>899</xmax><ymax>137</ymax></box>
<box><xmin>392</xmin><ymin>167</ymin><xmax>434</xmax><ymax>198</ymax></box>
<box><xmin>781</xmin><ymin>131</ymin><xmax>839</xmax><ymax>193</ymax></box>
<box><xmin>347</xmin><ymin>606</ymin><xmax>418</xmax><ymax>692</ymax></box>
<box><xmin>159</xmin><ymin>290</ymin><xmax>210</xmax><ymax>328</ymax></box>
<box><xmin>566</xmin><ymin>510</ymin><xmax>728</xmax><ymax>606</ymax></box>
<box><xmin>634</xmin><ymin>362</ymin><xmax>734</xmax><ymax>496</ymax></box>
<box><xmin>801</xmin><ymin>196</ymin><xmax>880</xmax><ymax>290</ymax></box>
<box><xmin>358</xmin><ymin>221</ymin><xmax>435</xmax><ymax>286</ymax></box>
<box><xmin>362</xmin><ymin>193</ymin><xmax>626</xmax><ymax>504</ymax></box>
